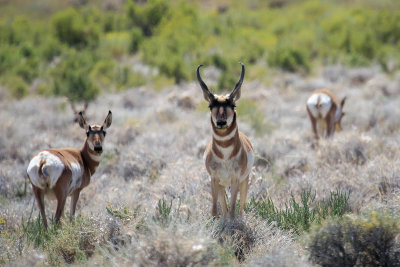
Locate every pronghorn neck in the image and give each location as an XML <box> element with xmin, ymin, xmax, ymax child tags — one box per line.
<box><xmin>211</xmin><ymin>112</ymin><xmax>240</xmax><ymax>160</ymax></box>
<box><xmin>80</xmin><ymin>140</ymin><xmax>101</xmax><ymax>175</ymax></box>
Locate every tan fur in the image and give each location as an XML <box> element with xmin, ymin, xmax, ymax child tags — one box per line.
<box><xmin>198</xmin><ymin>62</ymin><xmax>253</xmax><ymax>219</ymax></box>
<box><xmin>205</xmin><ymin>110</ymin><xmax>254</xmax><ymax>219</ymax></box>
<box><xmin>27</xmin><ymin>112</ymin><xmax>112</xmax><ymax>229</ymax></box>
<box><xmin>306</xmin><ymin>89</ymin><xmax>345</xmax><ymax>139</ymax></box>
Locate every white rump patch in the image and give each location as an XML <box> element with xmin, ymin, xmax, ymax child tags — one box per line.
<box><xmin>68</xmin><ymin>162</ymin><xmax>83</xmax><ymax>195</ymax></box>
<box><xmin>27</xmin><ymin>151</ymin><xmax>64</xmax><ymax>190</ymax></box>
<box><xmin>307</xmin><ymin>93</ymin><xmax>332</xmax><ymax>119</ymax></box>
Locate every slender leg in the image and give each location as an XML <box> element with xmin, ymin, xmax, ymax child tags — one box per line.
<box><xmin>70</xmin><ymin>189</ymin><xmax>81</xmax><ymax>221</ymax></box>
<box><xmin>32</xmin><ymin>185</ymin><xmax>47</xmax><ymax>229</ymax></box>
<box><xmin>229</xmin><ymin>179</ymin><xmax>240</xmax><ymax>219</ymax></box>
<box><xmin>218</xmin><ymin>185</ymin><xmax>228</xmax><ymax>218</ymax></box>
<box><xmin>239</xmin><ymin>176</ymin><xmax>249</xmax><ymax>217</ymax></box>
<box><xmin>307</xmin><ymin>107</ymin><xmax>319</xmax><ymax>139</ymax></box>
<box><xmin>211</xmin><ymin>178</ymin><xmax>218</xmax><ymax>218</ymax></box>
<box><xmin>54</xmin><ymin>195</ymin><xmax>66</xmax><ymax>225</ymax></box>
<box><xmin>326</xmin><ymin>106</ymin><xmax>336</xmax><ymax>137</ymax></box>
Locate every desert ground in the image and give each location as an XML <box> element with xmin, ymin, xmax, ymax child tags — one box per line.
<box><xmin>1</xmin><ymin>64</ymin><xmax>400</xmax><ymax>265</ymax></box>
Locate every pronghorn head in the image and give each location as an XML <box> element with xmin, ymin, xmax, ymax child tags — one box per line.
<box><xmin>197</xmin><ymin>62</ymin><xmax>245</xmax><ymax>129</ymax></box>
<box><xmin>78</xmin><ymin>110</ymin><xmax>112</xmax><ymax>153</ymax></box>
<box><xmin>335</xmin><ymin>97</ymin><xmax>346</xmax><ymax>131</ymax></box>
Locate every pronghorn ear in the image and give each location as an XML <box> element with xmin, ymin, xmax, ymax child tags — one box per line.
<box><xmin>340</xmin><ymin>96</ymin><xmax>346</xmax><ymax>109</ymax></box>
<box><xmin>102</xmin><ymin>110</ymin><xmax>112</xmax><ymax>129</ymax></box>
<box><xmin>78</xmin><ymin>111</ymin><xmax>89</xmax><ymax>131</ymax></box>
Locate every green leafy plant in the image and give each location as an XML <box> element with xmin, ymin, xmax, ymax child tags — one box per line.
<box><xmin>246</xmin><ymin>189</ymin><xmax>350</xmax><ymax>234</ymax></box>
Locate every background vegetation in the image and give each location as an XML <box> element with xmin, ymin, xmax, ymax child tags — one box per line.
<box><xmin>1</xmin><ymin>0</ymin><xmax>400</xmax><ymax>266</ymax></box>
<box><xmin>1</xmin><ymin>0</ymin><xmax>400</xmax><ymax>99</ymax></box>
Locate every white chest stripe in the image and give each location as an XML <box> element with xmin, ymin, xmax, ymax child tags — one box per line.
<box><xmin>213</xmin><ymin>126</ymin><xmax>238</xmax><ymax>141</ymax></box>
<box><xmin>27</xmin><ymin>151</ymin><xmax>64</xmax><ymax>190</ymax></box>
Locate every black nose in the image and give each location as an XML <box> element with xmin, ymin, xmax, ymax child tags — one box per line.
<box><xmin>217</xmin><ymin>121</ymin><xmax>227</xmax><ymax>127</ymax></box>
<box><xmin>94</xmin><ymin>146</ymin><xmax>103</xmax><ymax>153</ymax></box>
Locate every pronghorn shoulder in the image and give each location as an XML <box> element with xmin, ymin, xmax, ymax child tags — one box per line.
<box><xmin>239</xmin><ymin>131</ymin><xmax>253</xmax><ymax>152</ymax></box>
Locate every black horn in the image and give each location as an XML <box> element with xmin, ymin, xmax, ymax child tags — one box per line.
<box><xmin>229</xmin><ymin>62</ymin><xmax>245</xmax><ymax>100</ymax></box>
<box><xmin>197</xmin><ymin>64</ymin><xmax>214</xmax><ymax>101</ymax></box>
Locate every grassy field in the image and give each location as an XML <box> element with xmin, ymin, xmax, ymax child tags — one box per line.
<box><xmin>1</xmin><ymin>63</ymin><xmax>400</xmax><ymax>265</ymax></box>
<box><xmin>1</xmin><ymin>0</ymin><xmax>400</xmax><ymax>266</ymax></box>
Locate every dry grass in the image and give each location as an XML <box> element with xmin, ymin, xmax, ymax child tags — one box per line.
<box><xmin>1</xmin><ymin>64</ymin><xmax>400</xmax><ymax>265</ymax></box>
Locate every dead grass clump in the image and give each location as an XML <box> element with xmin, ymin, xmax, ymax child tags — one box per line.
<box><xmin>104</xmin><ymin>218</ymin><xmax>223</xmax><ymax>266</ymax></box>
<box><xmin>308</xmin><ymin>212</ymin><xmax>400</xmax><ymax>267</ymax></box>
<box><xmin>316</xmin><ymin>136</ymin><xmax>367</xmax><ymax>166</ymax></box>
<box><xmin>213</xmin><ymin>219</ymin><xmax>257</xmax><ymax>262</ymax></box>
<box><xmin>120</xmin><ymin>151</ymin><xmax>166</xmax><ymax>182</ymax></box>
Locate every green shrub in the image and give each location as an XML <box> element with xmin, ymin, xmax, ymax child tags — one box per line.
<box><xmin>99</xmin><ymin>31</ymin><xmax>131</xmax><ymax>58</ymax></box>
<box><xmin>246</xmin><ymin>189</ymin><xmax>350</xmax><ymax>234</ymax></box>
<box><xmin>51</xmin><ymin>50</ymin><xmax>100</xmax><ymax>102</ymax></box>
<box><xmin>268</xmin><ymin>45</ymin><xmax>310</xmax><ymax>72</ymax></box>
<box><xmin>1</xmin><ymin>75</ymin><xmax>28</xmax><ymax>99</ymax></box>
<box><xmin>309</xmin><ymin>212</ymin><xmax>400</xmax><ymax>266</ymax></box>
<box><xmin>126</xmin><ymin>0</ymin><xmax>169</xmax><ymax>37</ymax></box>
<box><xmin>129</xmin><ymin>27</ymin><xmax>143</xmax><ymax>53</ymax></box>
<box><xmin>51</xmin><ymin>8</ymin><xmax>100</xmax><ymax>48</ymax></box>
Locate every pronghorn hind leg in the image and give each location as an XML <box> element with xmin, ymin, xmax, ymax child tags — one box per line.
<box><xmin>70</xmin><ymin>189</ymin><xmax>81</xmax><ymax>221</ymax></box>
<box><xmin>229</xmin><ymin>179</ymin><xmax>240</xmax><ymax>220</ymax></box>
<box><xmin>307</xmin><ymin>107</ymin><xmax>319</xmax><ymax>139</ymax></box>
<box><xmin>239</xmin><ymin>176</ymin><xmax>249</xmax><ymax>217</ymax></box>
<box><xmin>326</xmin><ymin>106</ymin><xmax>336</xmax><ymax>137</ymax></box>
<box><xmin>32</xmin><ymin>185</ymin><xmax>48</xmax><ymax>229</ymax></box>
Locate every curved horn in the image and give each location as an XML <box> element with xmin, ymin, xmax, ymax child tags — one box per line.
<box><xmin>229</xmin><ymin>62</ymin><xmax>245</xmax><ymax>101</ymax></box>
<box><xmin>197</xmin><ymin>64</ymin><xmax>214</xmax><ymax>102</ymax></box>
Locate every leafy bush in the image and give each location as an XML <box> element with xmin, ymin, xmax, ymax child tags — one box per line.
<box><xmin>309</xmin><ymin>212</ymin><xmax>400</xmax><ymax>266</ymax></box>
<box><xmin>51</xmin><ymin>8</ymin><xmax>100</xmax><ymax>48</ymax></box>
<box><xmin>126</xmin><ymin>0</ymin><xmax>169</xmax><ymax>37</ymax></box>
<box><xmin>51</xmin><ymin>50</ymin><xmax>100</xmax><ymax>102</ymax></box>
<box><xmin>1</xmin><ymin>75</ymin><xmax>28</xmax><ymax>99</ymax></box>
<box><xmin>246</xmin><ymin>189</ymin><xmax>350</xmax><ymax>234</ymax></box>
<box><xmin>268</xmin><ymin>45</ymin><xmax>310</xmax><ymax>72</ymax></box>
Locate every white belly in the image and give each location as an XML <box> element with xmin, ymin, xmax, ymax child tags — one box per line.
<box><xmin>207</xmin><ymin>151</ymin><xmax>254</xmax><ymax>187</ymax></box>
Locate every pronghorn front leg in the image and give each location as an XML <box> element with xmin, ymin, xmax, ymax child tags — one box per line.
<box><xmin>218</xmin><ymin>184</ymin><xmax>228</xmax><ymax>218</ymax></box>
<box><xmin>229</xmin><ymin>179</ymin><xmax>240</xmax><ymax>219</ymax></box>
<box><xmin>239</xmin><ymin>176</ymin><xmax>249</xmax><ymax>217</ymax></box>
<box><xmin>211</xmin><ymin>177</ymin><xmax>218</xmax><ymax>217</ymax></box>
<box><xmin>70</xmin><ymin>189</ymin><xmax>81</xmax><ymax>220</ymax></box>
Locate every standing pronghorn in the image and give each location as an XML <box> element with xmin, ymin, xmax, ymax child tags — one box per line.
<box><xmin>197</xmin><ymin>62</ymin><xmax>254</xmax><ymax>219</ymax></box>
<box><xmin>306</xmin><ymin>89</ymin><xmax>346</xmax><ymax>139</ymax></box>
<box><xmin>27</xmin><ymin>111</ymin><xmax>112</xmax><ymax>229</ymax></box>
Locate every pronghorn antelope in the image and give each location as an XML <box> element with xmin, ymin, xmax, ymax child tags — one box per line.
<box><xmin>197</xmin><ymin>62</ymin><xmax>254</xmax><ymax>219</ymax></box>
<box><xmin>306</xmin><ymin>89</ymin><xmax>346</xmax><ymax>139</ymax></box>
<box><xmin>27</xmin><ymin>111</ymin><xmax>112</xmax><ymax>229</ymax></box>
